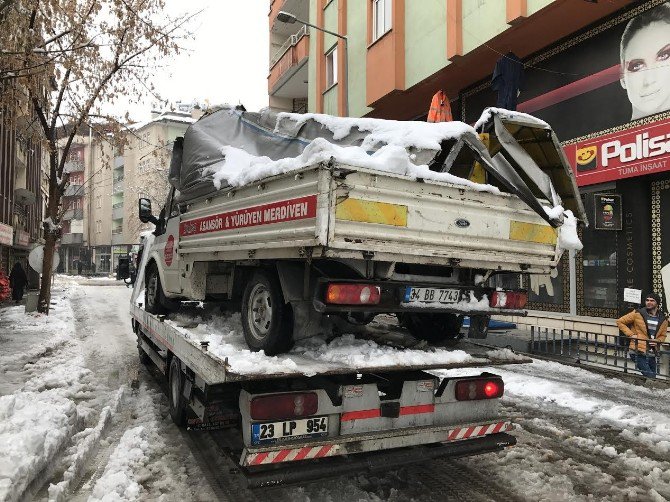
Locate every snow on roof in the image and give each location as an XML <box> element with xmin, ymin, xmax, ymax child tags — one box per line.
<box><xmin>277</xmin><ymin>111</ymin><xmax>476</xmax><ymax>151</ymax></box>
<box><xmin>205</xmin><ymin>139</ymin><xmax>501</xmax><ymax>194</ymax></box>
<box><xmin>474</xmin><ymin>107</ymin><xmax>550</xmax><ymax>131</ymax></box>
<box><xmin>128</xmin><ymin>111</ymin><xmax>196</xmax><ymax>131</ymax></box>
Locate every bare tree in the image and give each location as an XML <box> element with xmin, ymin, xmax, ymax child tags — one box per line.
<box><xmin>0</xmin><ymin>0</ymin><xmax>194</xmax><ymax>313</ymax></box>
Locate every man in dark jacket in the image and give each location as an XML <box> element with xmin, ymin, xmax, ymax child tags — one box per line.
<box><xmin>616</xmin><ymin>292</ymin><xmax>668</xmax><ymax>378</ymax></box>
<box><xmin>9</xmin><ymin>262</ymin><xmax>28</xmax><ymax>303</ymax></box>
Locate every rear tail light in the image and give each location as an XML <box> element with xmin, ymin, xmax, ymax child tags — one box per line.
<box><xmin>250</xmin><ymin>392</ymin><xmax>318</xmax><ymax>420</ymax></box>
<box><xmin>490</xmin><ymin>291</ymin><xmax>527</xmax><ymax>309</ymax></box>
<box><xmin>326</xmin><ymin>283</ymin><xmax>381</xmax><ymax>305</ymax></box>
<box><xmin>455</xmin><ymin>378</ymin><xmax>504</xmax><ymax>401</ymax></box>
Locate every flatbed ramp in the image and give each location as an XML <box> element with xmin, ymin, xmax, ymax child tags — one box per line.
<box><xmin>131</xmin><ymin>303</ymin><xmax>530</xmax><ymax>385</ymax></box>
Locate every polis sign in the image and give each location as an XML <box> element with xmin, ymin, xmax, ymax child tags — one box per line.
<box><xmin>565</xmin><ymin>117</ymin><xmax>670</xmax><ymax>186</ymax></box>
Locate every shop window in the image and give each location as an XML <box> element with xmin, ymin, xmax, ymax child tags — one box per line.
<box><xmin>577</xmin><ymin>191</ymin><xmax>619</xmax><ymax>317</ymax></box>
<box><xmin>372</xmin><ymin>0</ymin><xmax>392</xmax><ymax>41</ymax></box>
<box><xmin>325</xmin><ymin>46</ymin><xmax>337</xmax><ymax>88</ymax></box>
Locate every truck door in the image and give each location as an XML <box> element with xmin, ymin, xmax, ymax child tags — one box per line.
<box><xmin>161</xmin><ymin>188</ymin><xmax>181</xmax><ymax>294</ymax></box>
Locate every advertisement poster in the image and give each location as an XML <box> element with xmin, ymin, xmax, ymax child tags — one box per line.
<box><xmin>593</xmin><ymin>193</ymin><xmax>622</xmax><ymax>230</ymax></box>
<box><xmin>464</xmin><ymin>2</ymin><xmax>670</xmax><ymax>141</ymax></box>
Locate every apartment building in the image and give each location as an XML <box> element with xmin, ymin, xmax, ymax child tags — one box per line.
<box><xmin>112</xmin><ymin>109</ymin><xmax>196</xmax><ymax>273</ymax></box>
<box><xmin>268</xmin><ymin>0</ymin><xmax>670</xmax><ymax>322</ymax></box>
<box><xmin>0</xmin><ymin>117</ymin><xmax>44</xmax><ymax>283</ymax></box>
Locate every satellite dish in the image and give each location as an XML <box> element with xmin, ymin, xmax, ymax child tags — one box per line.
<box><xmin>28</xmin><ymin>245</ymin><xmax>60</xmax><ymax>273</ymax></box>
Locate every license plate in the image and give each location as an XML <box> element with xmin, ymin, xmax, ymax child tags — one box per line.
<box><xmin>251</xmin><ymin>416</ymin><xmax>329</xmax><ymax>445</ymax></box>
<box><xmin>403</xmin><ymin>287</ymin><xmax>461</xmax><ymax>305</ymax></box>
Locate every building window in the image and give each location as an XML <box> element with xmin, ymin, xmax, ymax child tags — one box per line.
<box><xmin>96</xmin><ymin>220</ymin><xmax>101</xmax><ymax>233</ymax></box>
<box><xmin>96</xmin><ymin>195</ymin><xmax>102</xmax><ymax>208</ymax></box>
<box><xmin>372</xmin><ymin>0</ymin><xmax>391</xmax><ymax>41</ymax></box>
<box><xmin>326</xmin><ymin>46</ymin><xmax>338</xmax><ymax>88</ymax></box>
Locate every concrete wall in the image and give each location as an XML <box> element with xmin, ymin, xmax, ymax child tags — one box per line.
<box><xmin>405</xmin><ymin>0</ymin><xmax>448</xmax><ymax>89</ymax></box>
<box><xmin>461</xmin><ymin>0</ymin><xmax>507</xmax><ymax>56</ymax></box>
<box><xmin>347</xmin><ymin>0</ymin><xmax>372</xmax><ymax>117</ymax></box>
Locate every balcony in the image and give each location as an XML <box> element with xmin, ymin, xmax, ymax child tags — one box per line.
<box><xmin>114</xmin><ymin>156</ymin><xmax>124</xmax><ymax>169</ymax></box>
<box><xmin>269</xmin><ymin>26</ymin><xmax>309</xmax><ymax>98</ymax></box>
<box><xmin>63</xmin><ymin>160</ymin><xmax>84</xmax><ymax>174</ymax></box>
<box><xmin>64</xmin><ymin>185</ymin><xmax>84</xmax><ymax>197</ymax></box>
<box><xmin>269</xmin><ymin>0</ymin><xmax>308</xmax><ymax>37</ymax></box>
<box><xmin>113</xmin><ymin>179</ymin><xmax>124</xmax><ymax>194</ymax></box>
<box><xmin>112</xmin><ymin>205</ymin><xmax>124</xmax><ymax>220</ymax></box>
<box><xmin>111</xmin><ymin>232</ymin><xmax>125</xmax><ymax>245</ymax></box>
<box><xmin>61</xmin><ymin>233</ymin><xmax>83</xmax><ymax>245</ymax></box>
<box><xmin>62</xmin><ymin>208</ymin><xmax>83</xmax><ymax>221</ymax></box>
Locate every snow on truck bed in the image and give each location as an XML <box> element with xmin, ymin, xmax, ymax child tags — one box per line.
<box><xmin>162</xmin><ymin>310</ymin><xmax>530</xmax><ymax>379</ymax></box>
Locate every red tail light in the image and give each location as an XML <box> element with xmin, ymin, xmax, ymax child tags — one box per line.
<box><xmin>455</xmin><ymin>378</ymin><xmax>504</xmax><ymax>401</ymax></box>
<box><xmin>250</xmin><ymin>392</ymin><xmax>318</xmax><ymax>420</ymax></box>
<box><xmin>490</xmin><ymin>291</ymin><xmax>527</xmax><ymax>309</ymax></box>
<box><xmin>326</xmin><ymin>284</ymin><xmax>381</xmax><ymax>305</ymax></box>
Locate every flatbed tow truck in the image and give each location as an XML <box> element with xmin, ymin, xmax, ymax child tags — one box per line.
<box><xmin>130</xmin><ymin>259</ymin><xmax>530</xmax><ymax>488</ymax></box>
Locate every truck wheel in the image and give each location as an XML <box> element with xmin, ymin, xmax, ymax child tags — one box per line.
<box><xmin>241</xmin><ymin>270</ymin><xmax>293</xmax><ymax>355</ymax></box>
<box><xmin>168</xmin><ymin>356</ymin><xmax>187</xmax><ymax>427</ymax></box>
<box><xmin>145</xmin><ymin>264</ymin><xmax>177</xmax><ymax>315</ymax></box>
<box><xmin>400</xmin><ymin>313</ymin><xmax>464</xmax><ymax>343</ymax></box>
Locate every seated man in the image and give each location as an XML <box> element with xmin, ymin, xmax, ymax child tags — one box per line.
<box><xmin>616</xmin><ymin>292</ymin><xmax>667</xmax><ymax>378</ymax></box>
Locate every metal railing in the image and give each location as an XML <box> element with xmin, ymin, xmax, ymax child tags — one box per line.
<box><xmin>112</xmin><ymin>201</ymin><xmax>123</xmax><ymax>209</ymax></box>
<box><xmin>270</xmin><ymin>25</ymin><xmax>308</xmax><ymax>69</ymax></box>
<box><xmin>531</xmin><ymin>326</ymin><xmax>670</xmax><ymax>380</ymax></box>
<box><xmin>112</xmin><ymin>227</ymin><xmax>123</xmax><ymax>235</ymax></box>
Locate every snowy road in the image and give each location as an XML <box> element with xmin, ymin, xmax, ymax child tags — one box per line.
<box><xmin>1</xmin><ymin>281</ymin><xmax>669</xmax><ymax>501</ymax></box>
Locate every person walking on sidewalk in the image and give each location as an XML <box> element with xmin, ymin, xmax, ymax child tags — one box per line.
<box><xmin>616</xmin><ymin>292</ymin><xmax>668</xmax><ymax>378</ymax></box>
<box><xmin>9</xmin><ymin>262</ymin><xmax>28</xmax><ymax>303</ymax></box>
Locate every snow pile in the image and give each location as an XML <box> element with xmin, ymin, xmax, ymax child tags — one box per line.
<box><xmin>206</xmin><ymin>138</ymin><xmax>501</xmax><ymax>195</ymax></box>
<box><xmin>169</xmin><ymin>312</ymin><xmax>488</xmax><ymax>377</ymax></box>
<box><xmin>88</xmin><ymin>425</ymin><xmax>151</xmax><ymax>501</ymax></box>
<box><xmin>474</xmin><ymin>107</ymin><xmax>550</xmax><ymax>131</ymax></box>
<box><xmin>557</xmin><ymin>210</ymin><xmax>583</xmax><ymax>252</ymax></box>
<box><xmin>0</xmin><ymin>283</ymin><xmax>99</xmax><ymax>502</ymax></box>
<box><xmin>485</xmin><ymin>348</ymin><xmax>528</xmax><ymax>362</ymax></box>
<box><xmin>278</xmin><ymin>111</ymin><xmax>475</xmax><ymax>150</ymax></box>
<box><xmin>48</xmin><ymin>386</ymin><xmax>126</xmax><ymax>502</ymax></box>
<box><xmin>0</xmin><ymin>392</ymin><xmax>79</xmax><ymax>501</ymax></box>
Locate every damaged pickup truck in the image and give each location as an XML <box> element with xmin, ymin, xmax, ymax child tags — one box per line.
<box><xmin>137</xmin><ymin>106</ymin><xmax>587</xmax><ymax>355</ymax></box>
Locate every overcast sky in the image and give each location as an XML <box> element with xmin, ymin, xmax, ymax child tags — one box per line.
<box><xmin>135</xmin><ymin>1</ymin><xmax>269</xmax><ymax>120</ymax></box>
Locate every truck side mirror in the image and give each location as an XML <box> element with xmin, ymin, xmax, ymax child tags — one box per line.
<box><xmin>139</xmin><ymin>198</ymin><xmax>158</xmax><ymax>225</ymax></box>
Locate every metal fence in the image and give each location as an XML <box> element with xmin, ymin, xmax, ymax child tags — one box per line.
<box><xmin>530</xmin><ymin>326</ymin><xmax>670</xmax><ymax>380</ymax></box>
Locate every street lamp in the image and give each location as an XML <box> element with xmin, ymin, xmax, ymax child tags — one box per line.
<box><xmin>276</xmin><ymin>10</ymin><xmax>349</xmax><ymax>117</ymax></box>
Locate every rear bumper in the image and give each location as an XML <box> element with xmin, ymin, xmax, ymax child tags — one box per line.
<box><xmin>242</xmin><ymin>420</ymin><xmax>513</xmax><ymax>467</ymax></box>
<box><xmin>242</xmin><ymin>431</ymin><xmax>516</xmax><ymax>488</ymax></box>
<box><xmin>313</xmin><ymin>280</ymin><xmax>527</xmax><ymax>316</ymax></box>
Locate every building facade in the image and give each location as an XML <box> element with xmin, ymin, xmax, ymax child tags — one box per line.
<box><xmin>0</xmin><ymin>115</ymin><xmax>44</xmax><ymax>284</ymax></box>
<box><xmin>270</xmin><ymin>0</ymin><xmax>668</xmax><ymax>319</ymax></box>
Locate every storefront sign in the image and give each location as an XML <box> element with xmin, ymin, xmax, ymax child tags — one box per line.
<box><xmin>565</xmin><ymin>117</ymin><xmax>670</xmax><ymax>186</ymax></box>
<box><xmin>0</xmin><ymin>223</ymin><xmax>14</xmax><ymax>246</ymax></box>
<box><xmin>14</xmin><ymin>229</ymin><xmax>30</xmax><ymax>248</ymax></box>
<box><xmin>593</xmin><ymin>193</ymin><xmax>622</xmax><ymax>230</ymax></box>
<box><xmin>623</xmin><ymin>288</ymin><xmax>642</xmax><ymax>304</ymax></box>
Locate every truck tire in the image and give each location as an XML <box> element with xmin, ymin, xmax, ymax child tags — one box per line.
<box><xmin>145</xmin><ymin>264</ymin><xmax>176</xmax><ymax>315</ymax></box>
<box><xmin>168</xmin><ymin>356</ymin><xmax>187</xmax><ymax>426</ymax></box>
<box><xmin>241</xmin><ymin>270</ymin><xmax>293</xmax><ymax>355</ymax></box>
<box><xmin>400</xmin><ymin>313</ymin><xmax>464</xmax><ymax>344</ymax></box>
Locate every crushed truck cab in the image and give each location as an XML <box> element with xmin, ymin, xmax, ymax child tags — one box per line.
<box><xmin>139</xmin><ymin>107</ymin><xmax>586</xmax><ymax>355</ymax></box>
